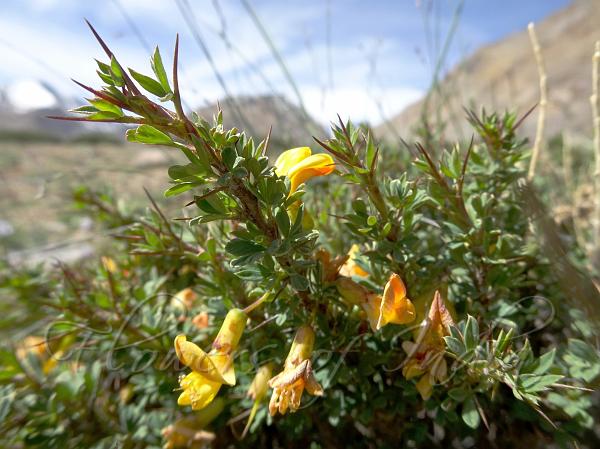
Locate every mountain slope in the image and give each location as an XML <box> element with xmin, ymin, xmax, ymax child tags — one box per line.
<box><xmin>376</xmin><ymin>0</ymin><xmax>600</xmax><ymax>141</ymax></box>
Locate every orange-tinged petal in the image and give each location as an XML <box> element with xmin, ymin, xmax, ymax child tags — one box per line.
<box><xmin>274</xmin><ymin>146</ymin><xmax>312</xmax><ymax>177</ymax></box>
<box><xmin>287</xmin><ymin>153</ymin><xmax>335</xmax><ymax>192</ymax></box>
<box><xmin>339</xmin><ymin>244</ymin><xmax>369</xmax><ymax>278</ymax></box>
<box><xmin>389</xmin><ymin>296</ymin><xmax>416</xmax><ymax>325</ymax></box>
<box><xmin>377</xmin><ymin>274</ymin><xmax>415</xmax><ymax>329</ymax></box>
<box><xmin>386</xmin><ymin>273</ymin><xmax>406</xmax><ymax>299</ymax></box>
<box><xmin>426</xmin><ymin>290</ymin><xmax>455</xmax><ymax>342</ymax></box>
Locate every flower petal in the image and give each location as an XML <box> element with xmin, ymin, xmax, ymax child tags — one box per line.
<box><xmin>362</xmin><ymin>294</ymin><xmax>382</xmax><ymax>331</ymax></box>
<box><xmin>429</xmin><ymin>290</ymin><xmax>454</xmax><ymax>330</ymax></box>
<box><xmin>416</xmin><ymin>374</ymin><xmax>434</xmax><ymax>400</ymax></box>
<box><xmin>178</xmin><ymin>371</ymin><xmax>222</xmax><ymax>410</ymax></box>
<box><xmin>274</xmin><ymin>146</ymin><xmax>312</xmax><ymax>177</ymax></box>
<box><xmin>174</xmin><ymin>335</ymin><xmax>228</xmax><ymax>384</ymax></box>
<box><xmin>287</xmin><ymin>153</ymin><xmax>335</xmax><ymax>192</ymax></box>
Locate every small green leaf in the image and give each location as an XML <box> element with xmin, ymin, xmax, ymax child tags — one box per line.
<box><xmin>461</xmin><ymin>396</ymin><xmax>480</xmax><ymax>429</ymax></box>
<box><xmin>464</xmin><ymin>315</ymin><xmax>479</xmax><ymax>351</ymax></box>
<box><xmin>164</xmin><ymin>182</ymin><xmax>195</xmax><ymax>197</ymax></box>
<box><xmin>88</xmin><ymin>98</ymin><xmax>123</xmax><ymax>117</ymax></box>
<box><xmin>226</xmin><ymin>239</ymin><xmax>266</xmax><ymax>257</ymax></box>
<box><xmin>134</xmin><ymin>125</ymin><xmax>173</xmax><ymax>145</ymax></box>
<box><xmin>151</xmin><ymin>46</ymin><xmax>172</xmax><ymax>93</ymax></box>
<box><xmin>221</xmin><ymin>146</ymin><xmax>237</xmax><ymax>170</ymax></box>
<box><xmin>110</xmin><ymin>55</ymin><xmax>124</xmax><ymax>86</ymax></box>
<box><xmin>129</xmin><ymin>69</ymin><xmax>167</xmax><ymax>97</ymax></box>
<box><xmin>275</xmin><ymin>208</ymin><xmax>291</xmax><ymax>236</ymax></box>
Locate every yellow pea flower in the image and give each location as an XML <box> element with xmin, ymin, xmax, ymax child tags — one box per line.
<box><xmin>274</xmin><ymin>146</ymin><xmax>335</xmax><ymax>193</ymax></box>
<box><xmin>268</xmin><ymin>326</ymin><xmax>323</xmax><ymax>415</ymax></box>
<box><xmin>362</xmin><ymin>273</ymin><xmax>416</xmax><ymax>331</ymax></box>
<box><xmin>171</xmin><ymin>287</ymin><xmax>198</xmax><ymax>314</ymax></box>
<box><xmin>175</xmin><ymin>308</ymin><xmax>247</xmax><ymax>410</ymax></box>
<box><xmin>402</xmin><ymin>290</ymin><xmax>455</xmax><ymax>400</ymax></box>
<box><xmin>339</xmin><ymin>244</ymin><xmax>369</xmax><ymax>278</ymax></box>
<box><xmin>316</xmin><ymin>248</ymin><xmax>349</xmax><ymax>282</ymax></box>
<box><xmin>101</xmin><ymin>256</ymin><xmax>117</xmax><ymax>273</ymax></box>
<box><xmin>16</xmin><ymin>336</ymin><xmax>48</xmax><ymax>360</ymax></box>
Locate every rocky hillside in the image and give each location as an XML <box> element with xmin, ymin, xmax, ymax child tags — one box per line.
<box><xmin>376</xmin><ymin>0</ymin><xmax>600</xmax><ymax>142</ymax></box>
<box><xmin>195</xmin><ymin>94</ymin><xmax>324</xmax><ymax>149</ymax></box>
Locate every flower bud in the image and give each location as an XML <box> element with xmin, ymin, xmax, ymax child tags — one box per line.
<box><xmin>212</xmin><ymin>308</ymin><xmax>247</xmax><ymax>353</ymax></box>
<box><xmin>247</xmin><ymin>363</ymin><xmax>273</xmax><ymax>402</ymax></box>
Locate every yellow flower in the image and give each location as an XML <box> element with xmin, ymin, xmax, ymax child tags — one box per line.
<box><xmin>16</xmin><ymin>336</ymin><xmax>48</xmax><ymax>360</ymax></box>
<box><xmin>274</xmin><ymin>146</ymin><xmax>335</xmax><ymax>193</ymax></box>
<box><xmin>101</xmin><ymin>256</ymin><xmax>117</xmax><ymax>273</ymax></box>
<box><xmin>362</xmin><ymin>273</ymin><xmax>416</xmax><ymax>331</ymax></box>
<box><xmin>192</xmin><ymin>312</ymin><xmax>209</xmax><ymax>330</ymax></box>
<box><xmin>402</xmin><ymin>290</ymin><xmax>454</xmax><ymax>400</ymax></box>
<box><xmin>268</xmin><ymin>326</ymin><xmax>323</xmax><ymax>415</ymax></box>
<box><xmin>175</xmin><ymin>308</ymin><xmax>247</xmax><ymax>410</ymax></box>
<box><xmin>339</xmin><ymin>244</ymin><xmax>369</xmax><ymax>278</ymax></box>
<box><xmin>316</xmin><ymin>248</ymin><xmax>349</xmax><ymax>282</ymax></box>
<box><xmin>162</xmin><ymin>398</ymin><xmax>224</xmax><ymax>449</ymax></box>
<box><xmin>171</xmin><ymin>287</ymin><xmax>198</xmax><ymax>313</ymax></box>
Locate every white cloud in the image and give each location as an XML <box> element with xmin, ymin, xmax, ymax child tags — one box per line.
<box><xmin>302</xmin><ymin>85</ymin><xmax>423</xmax><ymax>126</ymax></box>
<box><xmin>5</xmin><ymin>79</ymin><xmax>59</xmax><ymax>112</ymax></box>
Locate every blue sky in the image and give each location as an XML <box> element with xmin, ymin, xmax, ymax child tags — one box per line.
<box><xmin>0</xmin><ymin>0</ymin><xmax>571</xmax><ymax>124</ymax></box>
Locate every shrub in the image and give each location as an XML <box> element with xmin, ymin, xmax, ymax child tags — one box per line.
<box><xmin>1</xmin><ymin>25</ymin><xmax>599</xmax><ymax>449</ymax></box>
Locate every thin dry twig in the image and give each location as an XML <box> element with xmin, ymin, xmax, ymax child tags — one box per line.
<box><xmin>527</xmin><ymin>23</ymin><xmax>548</xmax><ymax>181</ymax></box>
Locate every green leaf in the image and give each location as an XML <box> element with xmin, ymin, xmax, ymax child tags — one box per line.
<box><xmin>444</xmin><ymin>336</ymin><xmax>465</xmax><ymax>355</ymax></box>
<box><xmin>461</xmin><ymin>396</ymin><xmax>480</xmax><ymax>429</ymax></box>
<box><xmin>221</xmin><ymin>146</ymin><xmax>237</xmax><ymax>170</ymax></box>
<box><xmin>448</xmin><ymin>387</ymin><xmax>469</xmax><ymax>402</ymax></box>
<box><xmin>275</xmin><ymin>208</ymin><xmax>291</xmax><ymax>236</ymax></box>
<box><xmin>464</xmin><ymin>315</ymin><xmax>479</xmax><ymax>352</ymax></box>
<box><xmin>290</xmin><ymin>273</ymin><xmax>309</xmax><ymax>291</ymax></box>
<box><xmin>133</xmin><ymin>125</ymin><xmax>173</xmax><ymax>145</ymax></box>
<box><xmin>366</xmin><ymin>132</ymin><xmax>377</xmax><ymax>170</ymax></box>
<box><xmin>226</xmin><ymin>239</ymin><xmax>266</xmax><ymax>257</ymax></box>
<box><xmin>110</xmin><ymin>55</ymin><xmax>124</xmax><ymax>86</ymax></box>
<box><xmin>88</xmin><ymin>99</ymin><xmax>123</xmax><ymax>117</ymax></box>
<box><xmin>129</xmin><ymin>68</ymin><xmax>167</xmax><ymax>97</ymax></box>
<box><xmin>532</xmin><ymin>349</ymin><xmax>555</xmax><ymax>375</ymax></box>
<box><xmin>164</xmin><ymin>182</ymin><xmax>195</xmax><ymax>197</ymax></box>
<box><xmin>151</xmin><ymin>46</ymin><xmax>172</xmax><ymax>93</ymax></box>
<box><xmin>518</xmin><ymin>374</ymin><xmax>562</xmax><ymax>393</ymax></box>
